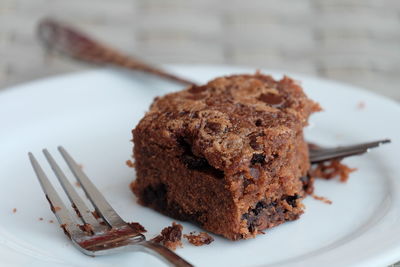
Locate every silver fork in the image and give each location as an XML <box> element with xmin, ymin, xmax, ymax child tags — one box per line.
<box><xmin>28</xmin><ymin>146</ymin><xmax>193</xmax><ymax>267</ymax></box>
<box><xmin>309</xmin><ymin>139</ymin><xmax>391</xmax><ymax>163</ymax></box>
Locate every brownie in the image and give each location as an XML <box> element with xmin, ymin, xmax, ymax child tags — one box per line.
<box><xmin>131</xmin><ymin>73</ymin><xmax>320</xmax><ymax>240</ymax></box>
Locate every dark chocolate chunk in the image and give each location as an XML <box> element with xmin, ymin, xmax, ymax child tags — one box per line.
<box><xmin>142</xmin><ymin>183</ymin><xmax>168</xmax><ymax>210</ymax></box>
<box><xmin>189</xmin><ymin>85</ymin><xmax>207</xmax><ymax>94</ymax></box>
<box><xmin>178</xmin><ymin>137</ymin><xmax>224</xmax><ymax>178</ymax></box>
<box><xmin>258</xmin><ymin>92</ymin><xmax>284</xmax><ymax>107</ymax></box>
<box><xmin>251</xmin><ymin>153</ymin><xmax>266</xmax><ymax>165</ymax></box>
<box><xmin>284</xmin><ymin>194</ymin><xmax>300</xmax><ymax>207</ymax></box>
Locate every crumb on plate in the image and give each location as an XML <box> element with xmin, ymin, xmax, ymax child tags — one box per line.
<box><xmin>152</xmin><ymin>222</ymin><xmax>183</xmax><ymax>250</ymax></box>
<box><xmin>312</xmin><ymin>194</ymin><xmax>333</xmax><ymax>205</ymax></box>
<box><xmin>310</xmin><ymin>159</ymin><xmax>357</xmax><ymax>182</ymax></box>
<box><xmin>357</xmin><ymin>101</ymin><xmax>366</xmax><ymax>110</ymax></box>
<box><xmin>126</xmin><ymin>160</ymin><xmax>135</xmax><ymax>168</ymax></box>
<box><xmin>184</xmin><ymin>232</ymin><xmax>214</xmax><ymax>246</ymax></box>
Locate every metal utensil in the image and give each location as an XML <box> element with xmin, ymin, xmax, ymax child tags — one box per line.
<box><xmin>37</xmin><ymin>18</ymin><xmax>197</xmax><ymax>86</ymax></box>
<box><xmin>29</xmin><ymin>146</ymin><xmax>192</xmax><ymax>267</ymax></box>
<box><xmin>309</xmin><ymin>139</ymin><xmax>390</xmax><ymax>164</ymax></box>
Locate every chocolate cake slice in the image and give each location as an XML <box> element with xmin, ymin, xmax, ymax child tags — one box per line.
<box><xmin>131</xmin><ymin>73</ymin><xmax>320</xmax><ymax>240</ymax></box>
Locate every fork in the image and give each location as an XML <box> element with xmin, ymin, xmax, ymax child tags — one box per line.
<box><xmin>28</xmin><ymin>147</ymin><xmax>193</xmax><ymax>267</ymax></box>
<box><xmin>37</xmin><ymin>18</ymin><xmax>196</xmax><ymax>86</ymax></box>
<box><xmin>309</xmin><ymin>139</ymin><xmax>391</xmax><ymax>163</ymax></box>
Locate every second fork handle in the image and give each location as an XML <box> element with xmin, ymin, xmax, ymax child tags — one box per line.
<box><xmin>137</xmin><ymin>241</ymin><xmax>193</xmax><ymax>267</ymax></box>
<box><xmin>37</xmin><ymin>18</ymin><xmax>197</xmax><ymax>86</ymax></box>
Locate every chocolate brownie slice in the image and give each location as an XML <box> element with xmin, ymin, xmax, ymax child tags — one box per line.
<box><xmin>131</xmin><ymin>73</ymin><xmax>320</xmax><ymax>240</ymax></box>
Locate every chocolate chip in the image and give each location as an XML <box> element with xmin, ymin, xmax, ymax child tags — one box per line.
<box><xmin>255</xmin><ymin>119</ymin><xmax>263</xmax><ymax>127</ymax></box>
<box><xmin>142</xmin><ymin>184</ymin><xmax>167</xmax><ymax>210</ymax></box>
<box><xmin>205</xmin><ymin>121</ymin><xmax>221</xmax><ymax>133</ymax></box>
<box><xmin>284</xmin><ymin>195</ymin><xmax>300</xmax><ymax>207</ymax></box>
<box><xmin>182</xmin><ymin>154</ymin><xmax>209</xmax><ymax>169</ymax></box>
<box><xmin>243</xmin><ymin>178</ymin><xmax>252</xmax><ymax>189</ymax></box>
<box><xmin>248</xmin><ymin>222</ymin><xmax>256</xmax><ymax>233</ymax></box>
<box><xmin>251</xmin><ymin>153</ymin><xmax>266</xmax><ymax>165</ymax></box>
<box><xmin>254</xmin><ymin>201</ymin><xmax>267</xmax><ymax>216</ymax></box>
<box><xmin>249</xmin><ymin>133</ymin><xmax>264</xmax><ymax>150</ymax></box>
<box><xmin>178</xmin><ymin>111</ymin><xmax>189</xmax><ymax>116</ymax></box>
<box><xmin>178</xmin><ymin>137</ymin><xmax>224</xmax><ymax>179</ymax></box>
<box><xmin>258</xmin><ymin>92</ymin><xmax>284</xmax><ymax>108</ymax></box>
<box><xmin>189</xmin><ymin>85</ymin><xmax>207</xmax><ymax>94</ymax></box>
<box><xmin>242</xmin><ymin>200</ymin><xmax>276</xmax><ymax>233</ymax></box>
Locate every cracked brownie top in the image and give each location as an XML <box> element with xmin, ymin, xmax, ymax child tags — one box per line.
<box><xmin>136</xmin><ymin>73</ymin><xmax>320</xmax><ymax>175</ymax></box>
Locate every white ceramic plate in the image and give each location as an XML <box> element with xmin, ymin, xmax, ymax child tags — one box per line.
<box><xmin>0</xmin><ymin>65</ymin><xmax>399</xmax><ymax>267</ymax></box>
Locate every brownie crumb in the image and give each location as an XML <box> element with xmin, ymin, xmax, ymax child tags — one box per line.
<box><xmin>39</xmin><ymin>217</ymin><xmax>44</xmax><ymax>221</ymax></box>
<box><xmin>91</xmin><ymin>210</ymin><xmax>101</xmax><ymax>219</ymax></box>
<box><xmin>312</xmin><ymin>194</ymin><xmax>333</xmax><ymax>205</ymax></box>
<box><xmin>75</xmin><ymin>181</ymin><xmax>81</xmax><ymax>187</ymax></box>
<box><xmin>127</xmin><ymin>222</ymin><xmax>147</xmax><ymax>233</ymax></box>
<box><xmin>54</xmin><ymin>206</ymin><xmax>61</xmax><ymax>212</ymax></box>
<box><xmin>12</xmin><ymin>208</ymin><xmax>17</xmax><ymax>213</ymax></box>
<box><xmin>310</xmin><ymin>159</ymin><xmax>357</xmax><ymax>182</ymax></box>
<box><xmin>357</xmin><ymin>101</ymin><xmax>366</xmax><ymax>110</ymax></box>
<box><xmin>152</xmin><ymin>222</ymin><xmax>183</xmax><ymax>250</ymax></box>
<box><xmin>49</xmin><ymin>220</ymin><xmax>54</xmax><ymax>223</ymax></box>
<box><xmin>184</xmin><ymin>232</ymin><xmax>214</xmax><ymax>246</ymax></box>
<box><xmin>91</xmin><ymin>210</ymin><xmax>107</xmax><ymax>225</ymax></box>
<box><xmin>79</xmin><ymin>223</ymin><xmax>94</xmax><ymax>233</ymax></box>
<box><xmin>126</xmin><ymin>160</ymin><xmax>135</xmax><ymax>168</ymax></box>
<box><xmin>250</xmin><ymin>153</ymin><xmax>266</xmax><ymax>165</ymax></box>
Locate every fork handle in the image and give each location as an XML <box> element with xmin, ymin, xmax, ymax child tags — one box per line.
<box><xmin>136</xmin><ymin>241</ymin><xmax>193</xmax><ymax>267</ymax></box>
<box><xmin>37</xmin><ymin>18</ymin><xmax>197</xmax><ymax>86</ymax></box>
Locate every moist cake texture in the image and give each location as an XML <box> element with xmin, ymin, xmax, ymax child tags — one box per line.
<box><xmin>131</xmin><ymin>73</ymin><xmax>320</xmax><ymax>240</ymax></box>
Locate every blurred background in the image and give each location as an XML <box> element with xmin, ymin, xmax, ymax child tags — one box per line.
<box><xmin>0</xmin><ymin>0</ymin><xmax>399</xmax><ymax>100</ymax></box>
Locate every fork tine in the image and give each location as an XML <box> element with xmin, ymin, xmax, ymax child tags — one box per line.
<box><xmin>57</xmin><ymin>146</ymin><xmax>126</xmax><ymax>228</ymax></box>
<box><xmin>43</xmin><ymin>149</ymin><xmax>100</xmax><ymax>229</ymax></box>
<box><xmin>310</xmin><ymin>147</ymin><xmax>367</xmax><ymax>163</ymax></box>
<box><xmin>309</xmin><ymin>139</ymin><xmax>391</xmax><ymax>163</ymax></box>
<box><xmin>28</xmin><ymin>152</ymin><xmax>81</xmax><ymax>236</ymax></box>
